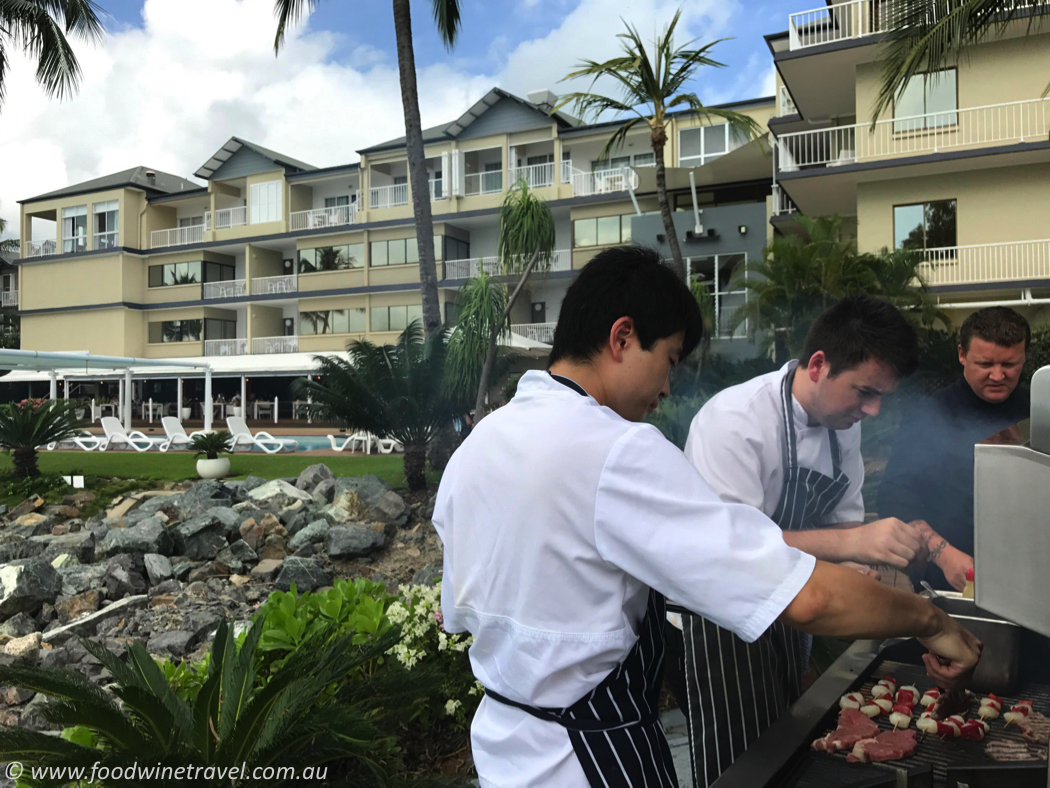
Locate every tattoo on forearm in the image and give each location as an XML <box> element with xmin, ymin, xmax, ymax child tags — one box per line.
<box><xmin>928</xmin><ymin>539</ymin><xmax>949</xmax><ymax>563</ymax></box>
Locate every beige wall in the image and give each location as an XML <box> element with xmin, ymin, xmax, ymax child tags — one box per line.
<box><xmin>298</xmin><ymin>268</ymin><xmax>366</xmax><ymax>292</ymax></box>
<box><xmin>289</xmin><ymin>184</ymin><xmax>312</xmax><ymax>214</ymax></box>
<box><xmin>247</xmin><ymin>245</ymin><xmax>284</xmax><ymax>284</ymax></box>
<box><xmin>249</xmin><ymin>305</ymin><xmax>284</xmax><ymax>339</ymax></box>
<box><xmin>22</xmin><ymin>187</ymin><xmax>147</xmax><ymax>256</ymax></box>
<box><xmin>21</xmin><ymin>309</ymin><xmax>130</xmax><ymax>355</ymax></box>
<box><xmin>20</xmin><ymin>254</ymin><xmax>124</xmax><ymax>310</ymax></box>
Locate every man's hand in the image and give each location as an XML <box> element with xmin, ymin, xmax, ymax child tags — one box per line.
<box><xmin>917</xmin><ymin>609</ymin><xmax>983</xmax><ymax>689</ymax></box>
<box><xmin>847</xmin><ymin>518</ymin><xmax>923</xmax><ymax>569</ymax></box>
<box><xmin>936</xmin><ymin>546</ymin><xmax>975</xmax><ymax>592</ymax></box>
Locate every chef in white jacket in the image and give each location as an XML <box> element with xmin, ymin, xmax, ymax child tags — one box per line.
<box><xmin>434</xmin><ymin>249</ymin><xmax>980</xmax><ymax>788</ymax></box>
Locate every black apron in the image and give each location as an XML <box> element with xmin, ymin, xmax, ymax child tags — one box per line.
<box><xmin>485</xmin><ymin>373</ymin><xmax>679</xmax><ymax>787</ymax></box>
<box><xmin>676</xmin><ymin>361</ymin><xmax>852</xmax><ymax>787</ymax></box>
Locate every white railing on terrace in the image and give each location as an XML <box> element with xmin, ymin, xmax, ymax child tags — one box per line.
<box><xmin>1</xmin><ymin>291</ymin><xmax>17</xmax><ymax>308</ymax></box>
<box><xmin>430</xmin><ymin>178</ymin><xmax>445</xmax><ymax>201</ymax></box>
<box><xmin>789</xmin><ymin>0</ymin><xmax>889</xmax><ymax>50</ymax></box>
<box><xmin>919</xmin><ymin>239</ymin><xmax>1050</xmax><ymax>286</ymax></box>
<box><xmin>510</xmin><ymin>322</ymin><xmax>556</xmax><ymax>344</ymax></box>
<box><xmin>252</xmin><ymin>274</ymin><xmax>298</xmax><ymax>295</ymax></box>
<box><xmin>151</xmin><ymin>224</ymin><xmax>205</xmax><ymax>249</ymax></box>
<box><xmin>442</xmin><ymin>249</ymin><xmax>572</xmax><ymax>280</ymax></box>
<box><xmin>290</xmin><ymin>205</ymin><xmax>356</xmax><ymax>232</ymax></box>
<box><xmin>777</xmin><ymin>97</ymin><xmax>1050</xmax><ymax>171</ymax></box>
<box><xmin>571</xmin><ymin>166</ymin><xmax>638</xmax><ymax>197</ymax></box>
<box><xmin>206</xmin><ymin>206</ymin><xmax>248</xmax><ymax>230</ymax></box>
<box><xmin>24</xmin><ymin>240</ymin><xmax>57</xmax><ymax>258</ymax></box>
<box><xmin>509</xmin><ymin>162</ymin><xmax>556</xmax><ymax>189</ymax></box>
<box><xmin>772</xmin><ymin>184</ymin><xmax>798</xmax><ymax>216</ymax></box>
<box><xmin>778</xmin><ymin>85</ymin><xmax>798</xmax><ymax>116</ymax></box>
<box><xmin>370</xmin><ymin>183</ymin><xmax>408</xmax><ymax>208</ymax></box>
<box><xmin>202</xmin><ymin>280</ymin><xmax>246</xmax><ymax>300</ymax></box>
<box><xmin>561</xmin><ymin>159</ymin><xmax>574</xmax><ymax>183</ymax></box>
<box><xmin>464</xmin><ymin>170</ymin><xmax>504</xmax><ymax>196</ymax></box>
<box><xmin>204</xmin><ymin>338</ymin><xmax>247</xmax><ymax>356</ymax></box>
<box><xmin>252</xmin><ymin>335</ymin><xmax>299</xmax><ymax>354</ymax></box>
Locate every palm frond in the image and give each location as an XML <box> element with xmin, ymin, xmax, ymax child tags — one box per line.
<box><xmin>272</xmin><ymin>0</ymin><xmax>316</xmax><ymax>53</ymax></box>
<box><xmin>430</xmin><ymin>0</ymin><xmax>461</xmax><ymax>49</ymax></box>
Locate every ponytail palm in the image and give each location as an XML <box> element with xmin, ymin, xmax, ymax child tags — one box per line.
<box><xmin>0</xmin><ymin>400</ymin><xmax>83</xmax><ymax>478</ymax></box>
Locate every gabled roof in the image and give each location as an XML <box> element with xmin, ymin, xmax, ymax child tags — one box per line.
<box><xmin>20</xmin><ymin>167</ymin><xmax>200</xmax><ymax>205</ymax></box>
<box><xmin>194</xmin><ymin>137</ymin><xmax>317</xmax><ymax>180</ymax></box>
<box><xmin>358</xmin><ymin>87</ymin><xmax>580</xmax><ymax>155</ymax></box>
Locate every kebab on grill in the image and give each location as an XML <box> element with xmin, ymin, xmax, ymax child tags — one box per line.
<box><xmin>978</xmin><ymin>694</ymin><xmax>1002</xmax><ymax>721</ymax></box>
<box><xmin>1004</xmin><ymin>700</ymin><xmax>1035</xmax><ymax>727</ymax></box>
<box><xmin>839</xmin><ymin>691</ymin><xmax>865</xmax><ymax>710</ymax></box>
<box><xmin>889</xmin><ymin>703</ymin><xmax>914</xmax><ymax>730</ymax></box>
<box><xmin>870</xmin><ymin>677</ymin><xmax>896</xmax><ymax>700</ymax></box>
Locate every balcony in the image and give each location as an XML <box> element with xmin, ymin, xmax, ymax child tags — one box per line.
<box><xmin>252</xmin><ymin>335</ymin><xmax>299</xmax><ymax>354</ymax></box>
<box><xmin>919</xmin><ymin>239</ymin><xmax>1050</xmax><ymax>287</ymax></box>
<box><xmin>429</xmin><ymin>178</ymin><xmax>446</xmax><ymax>201</ymax></box>
<box><xmin>1</xmin><ymin>291</ymin><xmax>17</xmax><ymax>308</ymax></box>
<box><xmin>204</xmin><ymin>338</ymin><xmax>247</xmax><ymax>356</ymax></box>
<box><xmin>24</xmin><ymin>240</ymin><xmax>57</xmax><ymax>258</ymax></box>
<box><xmin>464</xmin><ymin>170</ymin><xmax>504</xmax><ymax>196</ymax></box>
<box><xmin>151</xmin><ymin>225</ymin><xmax>205</xmax><ymax>249</ymax></box>
<box><xmin>206</xmin><ymin>206</ymin><xmax>248</xmax><ymax>230</ymax></box>
<box><xmin>511</xmin><ymin>322</ymin><xmax>556</xmax><ymax>344</ymax></box>
<box><xmin>508</xmin><ymin>162</ymin><xmax>556</xmax><ymax>189</ymax></box>
<box><xmin>290</xmin><ymin>205</ymin><xmax>357</xmax><ymax>232</ymax></box>
<box><xmin>772</xmin><ymin>184</ymin><xmax>799</xmax><ymax>217</ymax></box>
<box><xmin>570</xmin><ymin>166</ymin><xmax>638</xmax><ymax>198</ymax></box>
<box><xmin>251</xmin><ymin>274</ymin><xmax>298</xmax><ymax>295</ymax></box>
<box><xmin>788</xmin><ymin>0</ymin><xmax>888</xmax><ymax>51</ymax></box>
<box><xmin>202</xmin><ymin>280</ymin><xmax>247</xmax><ymax>300</ymax></box>
<box><xmin>442</xmin><ymin>249</ymin><xmax>572</xmax><ymax>280</ymax></box>
<box><xmin>370</xmin><ymin>183</ymin><xmax>408</xmax><ymax>209</ymax></box>
<box><xmin>778</xmin><ymin>85</ymin><xmax>798</xmax><ymax>117</ymax></box>
<box><xmin>777</xmin><ymin>97</ymin><xmax>1050</xmax><ymax>172</ymax></box>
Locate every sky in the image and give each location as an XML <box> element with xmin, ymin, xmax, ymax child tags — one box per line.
<box><xmin>0</xmin><ymin>0</ymin><xmax>784</xmax><ymax>240</ymax></box>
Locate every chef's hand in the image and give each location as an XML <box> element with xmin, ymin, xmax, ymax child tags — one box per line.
<box><xmin>849</xmin><ymin>518</ymin><xmax>923</xmax><ymax>569</ymax></box>
<box><xmin>936</xmin><ymin>546</ymin><xmax>974</xmax><ymax>592</ymax></box>
<box><xmin>917</xmin><ymin>609</ymin><xmax>982</xmax><ymax>689</ymax></box>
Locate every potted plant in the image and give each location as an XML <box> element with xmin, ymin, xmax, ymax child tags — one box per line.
<box><xmin>189</xmin><ymin>431</ymin><xmax>233</xmax><ymax>479</ymax></box>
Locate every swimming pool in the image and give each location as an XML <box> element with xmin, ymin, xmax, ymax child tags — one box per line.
<box><xmin>276</xmin><ymin>435</ymin><xmax>334</xmax><ymax>451</ymax></box>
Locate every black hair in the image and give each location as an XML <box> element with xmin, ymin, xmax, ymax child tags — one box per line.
<box><xmin>800</xmin><ymin>295</ymin><xmax>919</xmax><ymax>379</ymax></box>
<box><xmin>960</xmin><ymin>306</ymin><xmax>1030</xmax><ymax>353</ymax></box>
<box><xmin>548</xmin><ymin>246</ymin><xmax>702</xmax><ymax>365</ymax></box>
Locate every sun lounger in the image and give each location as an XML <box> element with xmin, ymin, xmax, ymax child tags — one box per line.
<box><xmin>226</xmin><ymin>416</ymin><xmax>298</xmax><ymax>454</ymax></box>
<box><xmin>159</xmin><ymin>417</ymin><xmax>207</xmax><ymax>453</ymax></box>
<box><xmin>99</xmin><ymin>417</ymin><xmax>161</xmax><ymax>452</ymax></box>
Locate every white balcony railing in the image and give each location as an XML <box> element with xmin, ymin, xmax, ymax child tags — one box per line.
<box><xmin>442</xmin><ymin>249</ymin><xmax>572</xmax><ymax>280</ymax></box>
<box><xmin>150</xmin><ymin>224</ymin><xmax>205</xmax><ymax>249</ymax></box>
<box><xmin>778</xmin><ymin>85</ymin><xmax>798</xmax><ymax>116</ymax></box>
<box><xmin>370</xmin><ymin>183</ymin><xmax>408</xmax><ymax>209</ymax></box>
<box><xmin>788</xmin><ymin>0</ymin><xmax>888</xmax><ymax>50</ymax></box>
<box><xmin>919</xmin><ymin>239</ymin><xmax>1050</xmax><ymax>286</ymax></box>
<box><xmin>251</xmin><ymin>274</ymin><xmax>298</xmax><ymax>295</ymax></box>
<box><xmin>204</xmin><ymin>338</ymin><xmax>247</xmax><ymax>356</ymax></box>
<box><xmin>510</xmin><ymin>322</ymin><xmax>556</xmax><ymax>344</ymax></box>
<box><xmin>202</xmin><ymin>280</ymin><xmax>246</xmax><ymax>299</ymax></box>
<box><xmin>1</xmin><ymin>291</ymin><xmax>17</xmax><ymax>308</ymax></box>
<box><xmin>464</xmin><ymin>170</ymin><xmax>504</xmax><ymax>196</ymax></box>
<box><xmin>289</xmin><ymin>205</ymin><xmax>357</xmax><ymax>232</ymax></box>
<box><xmin>561</xmin><ymin>159</ymin><xmax>574</xmax><ymax>183</ymax></box>
<box><xmin>509</xmin><ymin>162</ymin><xmax>556</xmax><ymax>189</ymax></box>
<box><xmin>777</xmin><ymin>97</ymin><xmax>1050</xmax><ymax>172</ymax></box>
<box><xmin>570</xmin><ymin>166</ymin><xmax>639</xmax><ymax>197</ymax></box>
<box><xmin>24</xmin><ymin>240</ymin><xmax>57</xmax><ymax>258</ymax></box>
<box><xmin>429</xmin><ymin>178</ymin><xmax>445</xmax><ymax>201</ymax></box>
<box><xmin>252</xmin><ymin>335</ymin><xmax>299</xmax><ymax>354</ymax></box>
<box><xmin>772</xmin><ymin>184</ymin><xmax>798</xmax><ymax>216</ymax></box>
<box><xmin>205</xmin><ymin>206</ymin><xmax>248</xmax><ymax>230</ymax></box>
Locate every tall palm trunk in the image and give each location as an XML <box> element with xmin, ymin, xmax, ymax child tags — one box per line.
<box><xmin>652</xmin><ymin>133</ymin><xmax>686</xmax><ymax>281</ymax></box>
<box><xmin>392</xmin><ymin>0</ymin><xmax>442</xmax><ymax>338</ymax></box>
<box><xmin>12</xmin><ymin>448</ymin><xmax>38</xmax><ymax>479</ymax></box>
<box><xmin>403</xmin><ymin>442</ymin><xmax>428</xmax><ymax>492</ymax></box>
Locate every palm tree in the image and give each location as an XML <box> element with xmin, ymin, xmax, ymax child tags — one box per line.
<box><xmin>554</xmin><ymin>10</ymin><xmax>762</xmax><ymax>281</ymax></box>
<box><xmin>0</xmin><ymin>0</ymin><xmax>105</xmax><ymax>107</ymax></box>
<box><xmin>0</xmin><ymin>217</ymin><xmax>18</xmax><ymax>255</ymax></box>
<box><xmin>273</xmin><ymin>0</ymin><xmax>461</xmax><ymax>339</ymax></box>
<box><xmin>872</xmin><ymin>1</ymin><xmax>1050</xmax><ymax>123</ymax></box>
<box><xmin>293</xmin><ymin>321</ymin><xmax>454</xmax><ymax>491</ymax></box>
<box><xmin>444</xmin><ymin>269</ymin><xmax>516</xmax><ymax>410</ymax></box>
<box><xmin>0</xmin><ymin>400</ymin><xmax>83</xmax><ymax>478</ymax></box>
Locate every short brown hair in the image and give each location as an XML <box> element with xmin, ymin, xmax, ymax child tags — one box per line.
<box><xmin>800</xmin><ymin>295</ymin><xmax>919</xmax><ymax>380</ymax></box>
<box><xmin>959</xmin><ymin>307</ymin><xmax>1030</xmax><ymax>353</ymax></box>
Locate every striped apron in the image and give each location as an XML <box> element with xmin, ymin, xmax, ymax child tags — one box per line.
<box><xmin>676</xmin><ymin>361</ymin><xmax>852</xmax><ymax>787</ymax></box>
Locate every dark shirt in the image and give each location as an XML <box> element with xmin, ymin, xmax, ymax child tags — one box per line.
<box><xmin>877</xmin><ymin>377</ymin><xmax>1030</xmax><ymax>591</ymax></box>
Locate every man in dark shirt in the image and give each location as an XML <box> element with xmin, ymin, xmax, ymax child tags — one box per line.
<box><xmin>878</xmin><ymin>307</ymin><xmax>1030</xmax><ymax>591</ymax></box>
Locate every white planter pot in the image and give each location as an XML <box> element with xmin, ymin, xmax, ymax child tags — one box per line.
<box><xmin>181</xmin><ymin>407</ymin><xmax>191</xmax><ymax>420</ymax></box>
<box><xmin>231</xmin><ymin>406</ymin><xmax>242</xmax><ymax>417</ymax></box>
<box><xmin>196</xmin><ymin>457</ymin><xmax>230</xmax><ymax>480</ymax></box>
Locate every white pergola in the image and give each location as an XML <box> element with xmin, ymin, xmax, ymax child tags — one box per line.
<box><xmin>0</xmin><ymin>350</ymin><xmax>215</xmax><ymax>431</ymax></box>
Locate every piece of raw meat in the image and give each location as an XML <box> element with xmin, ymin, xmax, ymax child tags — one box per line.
<box><xmin>812</xmin><ymin>708</ymin><xmax>880</xmax><ymax>753</ymax></box>
<box><xmin>1021</xmin><ymin>711</ymin><xmax>1050</xmax><ymax>745</ymax></box>
<box><xmin>847</xmin><ymin>730</ymin><xmax>918</xmax><ymax>763</ymax></box>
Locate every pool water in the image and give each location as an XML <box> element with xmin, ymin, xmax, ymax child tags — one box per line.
<box><xmin>277</xmin><ymin>435</ymin><xmax>334</xmax><ymax>451</ymax></box>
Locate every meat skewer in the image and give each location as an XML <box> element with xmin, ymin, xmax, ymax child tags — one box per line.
<box><xmin>978</xmin><ymin>695</ymin><xmax>1002</xmax><ymax>721</ymax></box>
<box><xmin>839</xmin><ymin>691</ymin><xmax>865</xmax><ymax>710</ymax></box>
<box><xmin>931</xmin><ymin>688</ymin><xmax>975</xmax><ymax>720</ymax></box>
<box><xmin>920</xmin><ymin>688</ymin><xmax>941</xmax><ymax>708</ymax></box>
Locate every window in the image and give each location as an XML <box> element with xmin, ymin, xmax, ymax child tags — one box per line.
<box><xmin>93</xmin><ymin>200</ymin><xmax>119</xmax><ymax>249</ymax></box>
<box><xmin>148</xmin><ymin>319</ymin><xmax>202</xmax><ymax>343</ymax></box>
<box><xmin>203</xmin><ymin>261</ymin><xmax>236</xmax><ymax>283</ymax></box>
<box><xmin>324</xmin><ymin>196</ymin><xmax>350</xmax><ymax>208</ymax></box>
<box><xmin>678</xmin><ymin>123</ymin><xmax>748</xmax><ymax>166</ymax></box>
<box><xmin>204</xmin><ymin>318</ymin><xmax>236</xmax><ymax>340</ymax></box>
<box><xmin>370</xmin><ymin>238</ymin><xmax>421</xmax><ymax>267</ymax></box>
<box><xmin>298</xmin><ymin>244</ymin><xmax>364</xmax><ymax>274</ymax></box>
<box><xmin>299</xmin><ymin>308</ymin><xmax>366</xmax><ymax>335</ymax></box>
<box><xmin>249</xmin><ymin>180</ymin><xmax>282</xmax><ymax>224</ymax></box>
<box><xmin>894</xmin><ymin>69</ymin><xmax>957</xmax><ymax>132</ymax></box>
<box><xmin>62</xmin><ymin>205</ymin><xmax>87</xmax><ymax>254</ymax></box>
<box><xmin>442</xmin><ymin>236</ymin><xmax>469</xmax><ymax>261</ymax></box>
<box><xmin>573</xmin><ymin>213</ymin><xmax>634</xmax><ymax>247</ymax></box>
<box><xmin>179</xmin><ymin>216</ymin><xmax>204</xmax><ymax>228</ymax></box>
<box><xmin>148</xmin><ymin>261</ymin><xmax>202</xmax><ymax>288</ymax></box>
<box><xmin>894</xmin><ymin>200</ymin><xmax>957</xmax><ymax>251</ymax></box>
<box><xmin>371</xmin><ymin>304</ymin><xmax>424</xmax><ymax>332</ymax></box>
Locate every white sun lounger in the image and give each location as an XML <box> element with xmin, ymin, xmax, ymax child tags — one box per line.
<box><xmin>375</xmin><ymin>436</ymin><xmax>405</xmax><ymax>454</ymax></box>
<box><xmin>99</xmin><ymin>417</ymin><xmax>161</xmax><ymax>452</ymax></box>
<box><xmin>159</xmin><ymin>417</ymin><xmax>207</xmax><ymax>453</ymax></box>
<box><xmin>327</xmin><ymin>431</ymin><xmax>370</xmax><ymax>453</ymax></box>
<box><xmin>226</xmin><ymin>416</ymin><xmax>298</xmax><ymax>454</ymax></box>
<box><xmin>45</xmin><ymin>431</ymin><xmax>102</xmax><ymax>452</ymax></box>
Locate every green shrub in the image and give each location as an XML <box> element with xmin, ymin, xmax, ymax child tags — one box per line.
<box><xmin>188</xmin><ymin>431</ymin><xmax>232</xmax><ymax>460</ymax></box>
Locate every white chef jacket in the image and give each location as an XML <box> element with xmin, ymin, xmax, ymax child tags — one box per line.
<box><xmin>684</xmin><ymin>361</ymin><xmax>866</xmax><ymax>524</ymax></box>
<box><xmin>434</xmin><ymin>370</ymin><xmax>816</xmax><ymax>787</ymax></box>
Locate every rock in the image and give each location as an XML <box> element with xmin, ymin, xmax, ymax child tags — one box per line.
<box><xmin>288</xmin><ymin>520</ymin><xmax>330</xmax><ymax>551</ymax></box>
<box><xmin>258</xmin><ymin>535</ymin><xmax>288</xmax><ymax>561</ymax></box>
<box><xmin>284</xmin><ymin>507</ymin><xmax>331</xmax><ymax>537</ymax></box>
<box><xmin>0</xmin><ymin>505</ymin><xmax>7</xmax><ymax>517</ymax></box>
<box><xmin>326</xmin><ymin>491</ymin><xmax>367</xmax><ymax>524</ymax></box>
<box><xmin>54</xmin><ymin>590</ymin><xmax>100</xmax><ymax>623</ymax></box>
<box><xmin>229</xmin><ymin>574</ymin><xmax>250</xmax><ymax>587</ymax></box>
<box><xmin>50</xmin><ymin>554</ymin><xmax>78</xmax><ymax>570</ymax></box>
<box><xmin>332</xmin><ymin>476</ymin><xmax>393</xmax><ymax>509</ymax></box>
<box><xmin>172</xmin><ymin>561</ymin><xmax>198</xmax><ymax>581</ymax></box>
<box><xmin>202</xmin><ymin>507</ymin><xmax>242</xmax><ymax>542</ymax></box>
<box><xmin>42</xmin><ymin>595</ymin><xmax>148</xmax><ymax>644</ymax></box>
<box><xmin>143</xmin><ymin>554</ymin><xmax>174</xmax><ymax>585</ymax></box>
<box><xmin>0</xmin><ymin>561</ymin><xmax>63</xmax><ymax>617</ymax></box>
<box><xmin>292</xmin><ymin>543</ymin><xmax>316</xmax><ymax>558</ymax></box>
<box><xmin>372</xmin><ymin>490</ymin><xmax>410</xmax><ymax>528</ymax></box>
<box><xmin>250</xmin><ymin>558</ymin><xmax>283</xmax><ymax>582</ymax></box>
<box><xmin>325</xmin><ymin>525</ymin><xmax>386</xmax><ymax>559</ymax></box>
<box><xmin>9</xmin><ymin>496</ymin><xmax>45</xmax><ymax>520</ymax></box>
<box><xmin>248</xmin><ymin>479</ymin><xmax>314</xmax><ymax>510</ymax></box>
<box><xmin>420</xmin><ymin>493</ymin><xmax>437</xmax><ymax>521</ymax></box>
<box><xmin>181</xmin><ymin>610</ymin><xmax>222</xmax><ymax>642</ymax></box>
<box><xmin>149</xmin><ymin>578</ymin><xmax>181</xmax><ymax>598</ymax></box>
<box><xmin>277</xmin><ymin>500</ymin><xmax>304</xmax><ymax>523</ymax></box>
<box><xmin>274</xmin><ymin>557</ymin><xmax>333</xmax><ymax>593</ymax></box>
<box><xmin>45</xmin><ymin>505</ymin><xmax>80</xmax><ymax>521</ymax></box>
<box><xmin>412</xmin><ymin>562</ymin><xmax>443</xmax><ymax>587</ymax></box>
<box><xmin>174</xmin><ymin>480</ymin><xmax>234</xmax><ymax>515</ymax></box>
<box><xmin>311</xmin><ymin>478</ymin><xmax>337</xmax><ymax>505</ymax></box>
<box><xmin>295</xmin><ymin>463</ymin><xmax>334</xmax><ymax>493</ymax></box>
<box><xmin>14</xmin><ymin>513</ymin><xmax>54</xmax><ymax>537</ymax></box>
<box><xmin>242</xmin><ymin>476</ymin><xmax>267</xmax><ymax>492</ymax></box>
<box><xmin>0</xmin><ymin>613</ymin><xmax>38</xmax><ymax>638</ymax></box>
<box><xmin>65</xmin><ymin>491</ymin><xmax>96</xmax><ymax>508</ymax></box>
<box><xmin>97</xmin><ymin>519</ymin><xmax>172</xmax><ymax>559</ymax></box>
<box><xmin>32</xmin><ymin>531</ymin><xmax>95</xmax><ymax>564</ymax></box>
<box><xmin>186</xmin><ymin>562</ymin><xmax>227</xmax><ymax>583</ymax></box>
<box><xmin>176</xmin><ymin>513</ymin><xmax>227</xmax><ymax>561</ymax></box>
<box><xmin>238</xmin><ymin>519</ymin><xmax>264</xmax><ymax>551</ymax></box>
<box><xmin>146</xmin><ymin>630</ymin><xmax>196</xmax><ymax>659</ymax></box>
<box><xmin>215</xmin><ymin>540</ymin><xmax>257</xmax><ymax>573</ymax></box>
<box><xmin>103</xmin><ymin>555</ymin><xmax>147</xmax><ymax>599</ymax></box>
<box><xmin>2</xmin><ymin>687</ymin><xmax>33</xmax><ymax>705</ymax></box>
<box><xmin>259</xmin><ymin>513</ymin><xmax>285</xmax><ymax>536</ymax></box>
<box><xmin>57</xmin><ymin>563</ymin><xmax>107</xmax><ymax>597</ymax></box>
<box><xmin>4</xmin><ymin>632</ymin><xmax>41</xmax><ymax>662</ymax></box>
<box><xmin>0</xmin><ymin>539</ymin><xmax>45</xmax><ymax>565</ymax></box>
